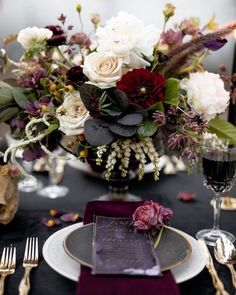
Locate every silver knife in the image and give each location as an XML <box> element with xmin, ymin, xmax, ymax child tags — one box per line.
<box><xmin>198</xmin><ymin>239</ymin><xmax>229</xmax><ymax>295</ymax></box>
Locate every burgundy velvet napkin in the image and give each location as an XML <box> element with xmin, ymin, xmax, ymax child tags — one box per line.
<box><xmin>76</xmin><ymin>201</ymin><xmax>180</xmax><ymax>295</ymax></box>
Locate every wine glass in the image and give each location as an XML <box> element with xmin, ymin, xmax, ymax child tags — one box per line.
<box><xmin>37</xmin><ymin>155</ymin><xmax>69</xmax><ymax>199</ymax></box>
<box><xmin>18</xmin><ymin>161</ymin><xmax>43</xmax><ymax>193</ymax></box>
<box><xmin>196</xmin><ymin>143</ymin><xmax>236</xmax><ymax>246</ymax></box>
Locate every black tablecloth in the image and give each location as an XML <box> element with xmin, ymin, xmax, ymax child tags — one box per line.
<box><xmin>0</xmin><ymin>166</ymin><xmax>236</xmax><ymax>295</ymax></box>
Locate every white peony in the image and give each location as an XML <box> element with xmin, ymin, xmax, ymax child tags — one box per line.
<box><xmin>83</xmin><ymin>52</ymin><xmax>123</xmax><ymax>88</ymax></box>
<box><xmin>17</xmin><ymin>27</ymin><xmax>53</xmax><ymax>49</ymax></box>
<box><xmin>180</xmin><ymin>71</ymin><xmax>230</xmax><ymax>121</ymax></box>
<box><xmin>56</xmin><ymin>91</ymin><xmax>90</xmax><ymax>136</ymax></box>
<box><xmin>96</xmin><ymin>11</ymin><xmax>160</xmax><ymax>68</ymax></box>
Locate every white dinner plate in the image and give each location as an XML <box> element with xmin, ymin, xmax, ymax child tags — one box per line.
<box><xmin>42</xmin><ymin>223</ymin><xmax>206</xmax><ymax>284</ymax></box>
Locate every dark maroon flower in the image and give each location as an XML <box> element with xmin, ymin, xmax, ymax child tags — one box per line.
<box><xmin>133</xmin><ymin>201</ymin><xmax>173</xmax><ymax>231</ymax></box>
<box><xmin>25</xmin><ymin>102</ymin><xmax>40</xmax><ymax>117</ymax></box>
<box><xmin>22</xmin><ymin>144</ymin><xmax>45</xmax><ymax>162</ymax></box>
<box><xmin>116</xmin><ymin>69</ymin><xmax>166</xmax><ymax>109</ymax></box>
<box><xmin>46</xmin><ymin>25</ymin><xmax>66</xmax><ymax>46</ymax></box>
<box><xmin>10</xmin><ymin>117</ymin><xmax>25</xmax><ymax>129</ymax></box>
<box><xmin>69</xmin><ymin>32</ymin><xmax>91</xmax><ymax>48</ymax></box>
<box><xmin>67</xmin><ymin>66</ymin><xmax>87</xmax><ymax>86</ymax></box>
<box><xmin>23</xmin><ymin>68</ymin><xmax>45</xmax><ymax>89</ymax></box>
<box><xmin>203</xmin><ymin>38</ymin><xmax>227</xmax><ymax>51</ymax></box>
<box><xmin>161</xmin><ymin>29</ymin><xmax>183</xmax><ymax>46</ymax></box>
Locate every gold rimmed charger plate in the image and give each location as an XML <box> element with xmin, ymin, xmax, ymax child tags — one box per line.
<box><xmin>63</xmin><ymin>223</ymin><xmax>192</xmax><ymax>272</ymax></box>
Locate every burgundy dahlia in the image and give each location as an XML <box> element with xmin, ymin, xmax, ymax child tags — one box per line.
<box><xmin>46</xmin><ymin>25</ymin><xmax>66</xmax><ymax>46</ymax></box>
<box><xmin>67</xmin><ymin>66</ymin><xmax>87</xmax><ymax>86</ymax></box>
<box><xmin>116</xmin><ymin>69</ymin><xmax>166</xmax><ymax>109</ymax></box>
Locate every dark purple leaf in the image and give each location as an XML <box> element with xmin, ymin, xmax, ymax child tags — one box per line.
<box><xmin>117</xmin><ymin>113</ymin><xmax>143</xmax><ymax>126</ymax></box>
<box><xmin>109</xmin><ymin>124</ymin><xmax>137</xmax><ymax>137</ymax></box>
<box><xmin>67</xmin><ymin>25</ymin><xmax>74</xmax><ymax>31</ymax></box>
<box><xmin>84</xmin><ymin>119</ymin><xmax>115</xmax><ymax>146</ymax></box>
<box><xmin>203</xmin><ymin>38</ymin><xmax>227</xmax><ymax>51</ymax></box>
<box><xmin>79</xmin><ymin>84</ymin><xmax>103</xmax><ymax>117</ymax></box>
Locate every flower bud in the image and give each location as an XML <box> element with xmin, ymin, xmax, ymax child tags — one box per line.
<box><xmin>76</xmin><ymin>4</ymin><xmax>82</xmax><ymax>13</ymax></box>
<box><xmin>163</xmin><ymin>3</ymin><xmax>175</xmax><ymax>21</ymax></box>
<box><xmin>90</xmin><ymin>13</ymin><xmax>101</xmax><ymax>28</ymax></box>
<box><xmin>79</xmin><ymin>149</ymin><xmax>88</xmax><ymax>158</ymax></box>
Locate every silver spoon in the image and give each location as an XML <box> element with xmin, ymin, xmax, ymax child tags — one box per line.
<box><xmin>214</xmin><ymin>236</ymin><xmax>236</xmax><ymax>289</ymax></box>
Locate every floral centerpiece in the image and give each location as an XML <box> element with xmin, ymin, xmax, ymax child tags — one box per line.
<box><xmin>1</xmin><ymin>3</ymin><xmax>236</xmax><ymax>181</ymax></box>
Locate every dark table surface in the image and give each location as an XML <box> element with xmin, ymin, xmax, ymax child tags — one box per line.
<box><xmin>0</xmin><ymin>164</ymin><xmax>236</xmax><ymax>295</ymax></box>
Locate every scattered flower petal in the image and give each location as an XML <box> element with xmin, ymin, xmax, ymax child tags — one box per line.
<box><xmin>60</xmin><ymin>212</ymin><xmax>80</xmax><ymax>222</ymax></box>
<box><xmin>177</xmin><ymin>192</ymin><xmax>195</xmax><ymax>201</ymax></box>
<box><xmin>41</xmin><ymin>217</ymin><xmax>61</xmax><ymax>227</ymax></box>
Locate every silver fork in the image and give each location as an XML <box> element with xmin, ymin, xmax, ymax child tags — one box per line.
<box><xmin>0</xmin><ymin>247</ymin><xmax>16</xmax><ymax>295</ymax></box>
<box><xmin>19</xmin><ymin>237</ymin><xmax>39</xmax><ymax>295</ymax></box>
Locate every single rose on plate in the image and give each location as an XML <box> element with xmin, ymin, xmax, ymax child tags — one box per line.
<box><xmin>133</xmin><ymin>200</ymin><xmax>173</xmax><ymax>231</ymax></box>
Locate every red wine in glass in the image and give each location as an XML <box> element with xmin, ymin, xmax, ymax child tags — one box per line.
<box><xmin>202</xmin><ymin>157</ymin><xmax>236</xmax><ymax>193</ymax></box>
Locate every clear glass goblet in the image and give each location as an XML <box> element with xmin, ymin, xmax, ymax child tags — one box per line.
<box><xmin>196</xmin><ymin>144</ymin><xmax>236</xmax><ymax>246</ymax></box>
<box><xmin>37</xmin><ymin>156</ymin><xmax>69</xmax><ymax>199</ymax></box>
<box><xmin>18</xmin><ymin>161</ymin><xmax>43</xmax><ymax>193</ymax></box>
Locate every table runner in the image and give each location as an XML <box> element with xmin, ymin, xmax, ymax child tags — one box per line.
<box><xmin>76</xmin><ymin>200</ymin><xmax>180</xmax><ymax>295</ymax></box>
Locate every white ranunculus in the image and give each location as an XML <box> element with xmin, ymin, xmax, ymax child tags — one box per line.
<box><xmin>56</xmin><ymin>91</ymin><xmax>90</xmax><ymax>136</ymax></box>
<box><xmin>96</xmin><ymin>11</ymin><xmax>160</xmax><ymax>68</ymax></box>
<box><xmin>83</xmin><ymin>52</ymin><xmax>123</xmax><ymax>88</ymax></box>
<box><xmin>180</xmin><ymin>71</ymin><xmax>230</xmax><ymax>121</ymax></box>
<box><xmin>17</xmin><ymin>27</ymin><xmax>53</xmax><ymax>49</ymax></box>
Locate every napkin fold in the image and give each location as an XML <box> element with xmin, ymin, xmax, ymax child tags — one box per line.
<box><xmin>76</xmin><ymin>201</ymin><xmax>180</xmax><ymax>295</ymax></box>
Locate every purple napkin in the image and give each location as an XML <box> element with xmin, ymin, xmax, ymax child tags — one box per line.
<box><xmin>76</xmin><ymin>201</ymin><xmax>180</xmax><ymax>295</ymax></box>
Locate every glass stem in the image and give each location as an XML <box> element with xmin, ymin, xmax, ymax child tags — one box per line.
<box><xmin>213</xmin><ymin>193</ymin><xmax>222</xmax><ymax>231</ymax></box>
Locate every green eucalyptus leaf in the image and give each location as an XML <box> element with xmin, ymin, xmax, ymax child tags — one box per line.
<box><xmin>12</xmin><ymin>87</ymin><xmax>29</xmax><ymax>109</ymax></box>
<box><xmin>0</xmin><ymin>107</ymin><xmax>19</xmax><ymax>122</ymax></box>
<box><xmin>0</xmin><ymin>81</ymin><xmax>13</xmax><ymax>89</ymax></box>
<box><xmin>164</xmin><ymin>78</ymin><xmax>180</xmax><ymax>106</ymax></box>
<box><xmin>208</xmin><ymin>117</ymin><xmax>236</xmax><ymax>144</ymax></box>
<box><xmin>147</xmin><ymin>102</ymin><xmax>164</xmax><ymax>112</ymax></box>
<box><xmin>0</xmin><ymin>86</ymin><xmax>14</xmax><ymax>106</ymax></box>
<box><xmin>137</xmin><ymin>119</ymin><xmax>158</xmax><ymax>137</ymax></box>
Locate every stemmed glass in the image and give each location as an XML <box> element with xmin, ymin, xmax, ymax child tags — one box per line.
<box><xmin>18</xmin><ymin>161</ymin><xmax>43</xmax><ymax>193</ymax></box>
<box><xmin>196</xmin><ymin>143</ymin><xmax>236</xmax><ymax>246</ymax></box>
<box><xmin>37</xmin><ymin>155</ymin><xmax>69</xmax><ymax>199</ymax></box>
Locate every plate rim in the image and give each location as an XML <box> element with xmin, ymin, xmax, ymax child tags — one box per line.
<box><xmin>42</xmin><ymin>223</ymin><xmax>206</xmax><ymax>284</ymax></box>
<box><xmin>63</xmin><ymin>223</ymin><xmax>192</xmax><ymax>272</ymax></box>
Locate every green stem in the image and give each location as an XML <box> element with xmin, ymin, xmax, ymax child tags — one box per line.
<box><xmin>153</xmin><ymin>227</ymin><xmax>164</xmax><ymax>249</ymax></box>
<box><xmin>78</xmin><ymin>13</ymin><xmax>84</xmax><ymax>32</ymax></box>
<box><xmin>56</xmin><ymin>47</ymin><xmax>73</xmax><ymax>67</ymax></box>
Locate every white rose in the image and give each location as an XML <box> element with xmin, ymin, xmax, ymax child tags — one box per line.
<box><xmin>180</xmin><ymin>71</ymin><xmax>230</xmax><ymax>121</ymax></box>
<box><xmin>83</xmin><ymin>52</ymin><xmax>123</xmax><ymax>88</ymax></box>
<box><xmin>96</xmin><ymin>11</ymin><xmax>160</xmax><ymax>68</ymax></box>
<box><xmin>56</xmin><ymin>91</ymin><xmax>90</xmax><ymax>136</ymax></box>
<box><xmin>17</xmin><ymin>27</ymin><xmax>52</xmax><ymax>49</ymax></box>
